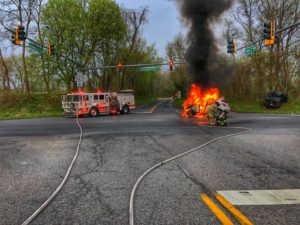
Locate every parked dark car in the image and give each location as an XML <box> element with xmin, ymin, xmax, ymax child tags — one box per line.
<box><xmin>264</xmin><ymin>92</ymin><xmax>288</xmax><ymax>108</ymax></box>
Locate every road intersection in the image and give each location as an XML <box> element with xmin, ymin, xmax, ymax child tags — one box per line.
<box><xmin>0</xmin><ymin>100</ymin><xmax>299</xmax><ymax>225</ymax></box>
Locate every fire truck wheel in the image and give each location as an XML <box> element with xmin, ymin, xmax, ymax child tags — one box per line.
<box><xmin>89</xmin><ymin>107</ymin><xmax>99</xmax><ymax>117</ymax></box>
<box><xmin>122</xmin><ymin>105</ymin><xmax>129</xmax><ymax>114</ymax></box>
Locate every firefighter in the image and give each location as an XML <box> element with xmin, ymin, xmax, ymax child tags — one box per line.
<box><xmin>110</xmin><ymin>96</ymin><xmax>120</xmax><ymax>112</ymax></box>
<box><xmin>205</xmin><ymin>100</ymin><xmax>218</xmax><ymax>126</ymax></box>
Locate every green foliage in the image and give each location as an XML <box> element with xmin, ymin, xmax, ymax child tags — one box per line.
<box><xmin>41</xmin><ymin>0</ymin><xmax>127</xmax><ymax>90</ymax></box>
<box><xmin>224</xmin><ymin>0</ymin><xmax>300</xmax><ymax>100</ymax></box>
<box><xmin>116</xmin><ymin>41</ymin><xmax>164</xmax><ymax>95</ymax></box>
<box><xmin>1</xmin><ymin>1</ymin><xmax>168</xmax><ymax>100</ymax></box>
<box><xmin>172</xmin><ymin>98</ymin><xmax>184</xmax><ymax>108</ymax></box>
<box><xmin>135</xmin><ymin>96</ymin><xmax>157</xmax><ymax>106</ymax></box>
<box><xmin>134</xmin><ymin>72</ymin><xmax>158</xmax><ymax>96</ymax></box>
<box><xmin>88</xmin><ymin>0</ymin><xmax>126</xmax><ymax>43</ymax></box>
<box><xmin>0</xmin><ymin>93</ymin><xmax>63</xmax><ymax>119</ymax></box>
<box><xmin>170</xmin><ymin>67</ymin><xmax>189</xmax><ymax>97</ymax></box>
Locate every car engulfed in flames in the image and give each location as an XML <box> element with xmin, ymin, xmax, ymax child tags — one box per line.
<box><xmin>181</xmin><ymin>84</ymin><xmax>220</xmax><ymax>118</ymax></box>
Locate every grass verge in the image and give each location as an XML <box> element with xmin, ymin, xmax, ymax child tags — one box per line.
<box><xmin>0</xmin><ymin>93</ymin><xmax>157</xmax><ymax>120</ymax></box>
<box><xmin>227</xmin><ymin>98</ymin><xmax>300</xmax><ymax>114</ymax></box>
<box><xmin>0</xmin><ymin>93</ymin><xmax>63</xmax><ymax>120</ymax></box>
<box><xmin>135</xmin><ymin>96</ymin><xmax>157</xmax><ymax>106</ymax></box>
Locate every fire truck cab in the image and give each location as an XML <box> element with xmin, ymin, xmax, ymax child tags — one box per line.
<box><xmin>61</xmin><ymin>90</ymin><xmax>135</xmax><ymax>117</ymax></box>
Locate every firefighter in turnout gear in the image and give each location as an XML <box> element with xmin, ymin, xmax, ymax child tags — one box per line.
<box><xmin>205</xmin><ymin>98</ymin><xmax>231</xmax><ymax>126</ymax></box>
<box><xmin>205</xmin><ymin>102</ymin><xmax>217</xmax><ymax>126</ymax></box>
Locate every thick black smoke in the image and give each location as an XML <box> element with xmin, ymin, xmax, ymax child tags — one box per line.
<box><xmin>178</xmin><ymin>0</ymin><xmax>233</xmax><ymax>87</ymax></box>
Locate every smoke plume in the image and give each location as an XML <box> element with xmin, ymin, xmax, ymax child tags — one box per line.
<box><xmin>178</xmin><ymin>0</ymin><xmax>233</xmax><ymax>87</ymax></box>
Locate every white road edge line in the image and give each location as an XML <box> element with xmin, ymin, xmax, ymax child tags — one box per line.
<box><xmin>129</xmin><ymin>125</ymin><xmax>252</xmax><ymax>225</ymax></box>
<box><xmin>22</xmin><ymin>114</ymin><xmax>83</xmax><ymax>225</ymax></box>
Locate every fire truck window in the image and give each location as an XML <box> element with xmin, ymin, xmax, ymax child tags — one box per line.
<box><xmin>94</xmin><ymin>95</ymin><xmax>98</xmax><ymax>100</ymax></box>
<box><xmin>72</xmin><ymin>95</ymin><xmax>82</xmax><ymax>102</ymax></box>
<box><xmin>83</xmin><ymin>95</ymin><xmax>89</xmax><ymax>101</ymax></box>
<box><xmin>99</xmin><ymin>95</ymin><xmax>104</xmax><ymax>100</ymax></box>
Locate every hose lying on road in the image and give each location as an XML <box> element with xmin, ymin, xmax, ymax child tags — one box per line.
<box><xmin>22</xmin><ymin>114</ymin><xmax>83</xmax><ymax>225</ymax></box>
<box><xmin>129</xmin><ymin>124</ymin><xmax>252</xmax><ymax>225</ymax></box>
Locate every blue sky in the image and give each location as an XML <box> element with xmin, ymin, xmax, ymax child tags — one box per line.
<box><xmin>115</xmin><ymin>0</ymin><xmax>183</xmax><ymax>58</ymax></box>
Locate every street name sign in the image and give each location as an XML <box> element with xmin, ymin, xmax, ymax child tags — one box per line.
<box><xmin>245</xmin><ymin>45</ymin><xmax>257</xmax><ymax>56</ymax></box>
<box><xmin>139</xmin><ymin>67</ymin><xmax>160</xmax><ymax>72</ymax></box>
<box><xmin>28</xmin><ymin>42</ymin><xmax>44</xmax><ymax>53</ymax></box>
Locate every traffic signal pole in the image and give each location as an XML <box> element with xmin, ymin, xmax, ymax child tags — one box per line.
<box><xmin>275</xmin><ymin>20</ymin><xmax>300</xmax><ymax>34</ymax></box>
<box><xmin>4</xmin><ymin>26</ymin><xmax>82</xmax><ymax>67</ymax></box>
<box><xmin>79</xmin><ymin>62</ymin><xmax>185</xmax><ymax>71</ymax></box>
<box><xmin>235</xmin><ymin>20</ymin><xmax>300</xmax><ymax>52</ymax></box>
<box><xmin>6</xmin><ymin>26</ymin><xmax>184</xmax><ymax>72</ymax></box>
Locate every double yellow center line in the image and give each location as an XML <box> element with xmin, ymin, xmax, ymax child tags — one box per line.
<box><xmin>148</xmin><ymin>100</ymin><xmax>167</xmax><ymax>113</ymax></box>
<box><xmin>201</xmin><ymin>193</ymin><xmax>253</xmax><ymax>225</ymax></box>
<box><xmin>201</xmin><ymin>194</ymin><xmax>234</xmax><ymax>225</ymax></box>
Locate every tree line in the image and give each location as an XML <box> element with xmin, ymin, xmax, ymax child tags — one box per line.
<box><xmin>0</xmin><ymin>0</ymin><xmax>299</xmax><ymax>101</ymax></box>
<box><xmin>224</xmin><ymin>0</ymin><xmax>300</xmax><ymax>100</ymax></box>
<box><xmin>0</xmin><ymin>0</ymin><xmax>172</xmax><ymax>96</ymax></box>
<box><xmin>166</xmin><ymin>0</ymin><xmax>300</xmax><ymax>100</ymax></box>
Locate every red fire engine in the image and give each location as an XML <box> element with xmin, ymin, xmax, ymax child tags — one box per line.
<box><xmin>61</xmin><ymin>89</ymin><xmax>136</xmax><ymax>117</ymax></box>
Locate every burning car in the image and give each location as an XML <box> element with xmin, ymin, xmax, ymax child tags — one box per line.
<box><xmin>181</xmin><ymin>84</ymin><xmax>230</xmax><ymax>126</ymax></box>
<box><xmin>182</xmin><ymin>84</ymin><xmax>220</xmax><ymax>118</ymax></box>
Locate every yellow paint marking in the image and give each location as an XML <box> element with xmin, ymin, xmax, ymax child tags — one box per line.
<box><xmin>201</xmin><ymin>194</ymin><xmax>234</xmax><ymax>225</ymax></box>
<box><xmin>215</xmin><ymin>193</ymin><xmax>254</xmax><ymax>225</ymax></box>
<box><xmin>148</xmin><ymin>100</ymin><xmax>166</xmax><ymax>113</ymax></box>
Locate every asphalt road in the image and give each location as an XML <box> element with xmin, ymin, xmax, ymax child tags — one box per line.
<box><xmin>0</xmin><ymin>100</ymin><xmax>299</xmax><ymax>225</ymax></box>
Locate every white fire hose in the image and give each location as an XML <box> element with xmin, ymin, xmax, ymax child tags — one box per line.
<box><xmin>22</xmin><ymin>112</ymin><xmax>83</xmax><ymax>225</ymax></box>
<box><xmin>129</xmin><ymin>124</ymin><xmax>252</xmax><ymax>225</ymax></box>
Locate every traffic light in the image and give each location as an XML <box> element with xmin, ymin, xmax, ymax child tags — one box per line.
<box><xmin>12</xmin><ymin>25</ymin><xmax>25</xmax><ymax>45</ymax></box>
<box><xmin>263</xmin><ymin>22</ymin><xmax>271</xmax><ymax>39</ymax></box>
<box><xmin>227</xmin><ymin>40</ymin><xmax>236</xmax><ymax>54</ymax></box>
<box><xmin>117</xmin><ymin>63</ymin><xmax>123</xmax><ymax>73</ymax></box>
<box><xmin>169</xmin><ymin>60</ymin><xmax>174</xmax><ymax>71</ymax></box>
<box><xmin>11</xmin><ymin>31</ymin><xmax>16</xmax><ymax>44</ymax></box>
<box><xmin>12</xmin><ymin>25</ymin><xmax>21</xmax><ymax>45</ymax></box>
<box><xmin>263</xmin><ymin>21</ymin><xmax>274</xmax><ymax>45</ymax></box>
<box><xmin>19</xmin><ymin>26</ymin><xmax>26</xmax><ymax>41</ymax></box>
<box><xmin>47</xmin><ymin>43</ymin><xmax>55</xmax><ymax>55</ymax></box>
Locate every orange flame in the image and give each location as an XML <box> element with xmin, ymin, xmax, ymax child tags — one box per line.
<box><xmin>181</xmin><ymin>84</ymin><xmax>220</xmax><ymax>118</ymax></box>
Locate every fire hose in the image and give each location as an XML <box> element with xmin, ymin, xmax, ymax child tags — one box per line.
<box><xmin>19</xmin><ymin>106</ymin><xmax>251</xmax><ymax>225</ymax></box>
<box><xmin>129</xmin><ymin>124</ymin><xmax>252</xmax><ymax>225</ymax></box>
<box><xmin>21</xmin><ymin>111</ymin><xmax>83</xmax><ymax>225</ymax></box>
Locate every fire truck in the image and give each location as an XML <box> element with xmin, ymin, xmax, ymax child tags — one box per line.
<box><xmin>61</xmin><ymin>90</ymin><xmax>136</xmax><ymax>117</ymax></box>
